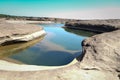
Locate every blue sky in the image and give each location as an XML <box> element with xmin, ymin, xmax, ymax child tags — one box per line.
<box><xmin>0</xmin><ymin>0</ymin><xmax>120</xmax><ymax>19</ymax></box>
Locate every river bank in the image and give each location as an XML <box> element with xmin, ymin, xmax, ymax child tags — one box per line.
<box><xmin>65</xmin><ymin>19</ymin><xmax>120</xmax><ymax>33</ymax></box>
<box><xmin>64</xmin><ymin>20</ymin><xmax>120</xmax><ymax>80</ymax></box>
<box><xmin>0</xmin><ymin>20</ymin><xmax>46</xmax><ymax>46</ymax></box>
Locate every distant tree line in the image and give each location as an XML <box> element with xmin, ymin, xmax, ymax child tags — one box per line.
<box><xmin>0</xmin><ymin>14</ymin><xmax>26</xmax><ymax>20</ymax></box>
<box><xmin>0</xmin><ymin>14</ymin><xmax>77</xmax><ymax>23</ymax></box>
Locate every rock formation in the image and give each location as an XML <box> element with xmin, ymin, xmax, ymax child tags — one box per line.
<box><xmin>79</xmin><ymin>30</ymin><xmax>120</xmax><ymax>80</ymax></box>
<box><xmin>65</xmin><ymin>20</ymin><xmax>120</xmax><ymax>32</ymax></box>
<box><xmin>0</xmin><ymin>19</ymin><xmax>120</xmax><ymax>80</ymax></box>
<box><xmin>0</xmin><ymin>20</ymin><xmax>46</xmax><ymax>46</ymax></box>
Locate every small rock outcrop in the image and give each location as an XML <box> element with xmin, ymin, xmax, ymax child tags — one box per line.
<box><xmin>65</xmin><ymin>20</ymin><xmax>120</xmax><ymax>32</ymax></box>
<box><xmin>0</xmin><ymin>20</ymin><xmax>46</xmax><ymax>46</ymax></box>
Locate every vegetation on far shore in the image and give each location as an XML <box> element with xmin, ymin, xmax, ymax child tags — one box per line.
<box><xmin>0</xmin><ymin>14</ymin><xmax>25</xmax><ymax>19</ymax></box>
<box><xmin>0</xmin><ymin>14</ymin><xmax>77</xmax><ymax>22</ymax></box>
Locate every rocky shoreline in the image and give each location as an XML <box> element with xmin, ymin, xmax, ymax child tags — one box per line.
<box><xmin>64</xmin><ymin>20</ymin><xmax>120</xmax><ymax>80</ymax></box>
<box><xmin>0</xmin><ymin>19</ymin><xmax>120</xmax><ymax>80</ymax></box>
<box><xmin>65</xmin><ymin>20</ymin><xmax>120</xmax><ymax>33</ymax></box>
<box><xmin>0</xmin><ymin>20</ymin><xmax>46</xmax><ymax>46</ymax></box>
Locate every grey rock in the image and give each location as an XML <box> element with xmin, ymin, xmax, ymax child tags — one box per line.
<box><xmin>65</xmin><ymin>20</ymin><xmax>120</xmax><ymax>32</ymax></box>
<box><xmin>78</xmin><ymin>30</ymin><xmax>120</xmax><ymax>80</ymax></box>
<box><xmin>0</xmin><ymin>19</ymin><xmax>120</xmax><ymax>80</ymax></box>
<box><xmin>0</xmin><ymin>21</ymin><xmax>45</xmax><ymax>46</ymax></box>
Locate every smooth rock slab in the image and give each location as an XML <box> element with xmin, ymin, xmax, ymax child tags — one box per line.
<box><xmin>0</xmin><ymin>21</ymin><xmax>46</xmax><ymax>45</ymax></box>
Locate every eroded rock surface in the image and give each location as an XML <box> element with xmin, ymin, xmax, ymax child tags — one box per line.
<box><xmin>0</xmin><ymin>19</ymin><xmax>120</xmax><ymax>80</ymax></box>
<box><xmin>65</xmin><ymin>20</ymin><xmax>120</xmax><ymax>32</ymax></box>
<box><xmin>79</xmin><ymin>30</ymin><xmax>120</xmax><ymax>80</ymax></box>
<box><xmin>0</xmin><ymin>20</ymin><xmax>45</xmax><ymax>45</ymax></box>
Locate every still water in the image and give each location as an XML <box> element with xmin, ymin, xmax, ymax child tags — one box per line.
<box><xmin>2</xmin><ymin>23</ymin><xmax>94</xmax><ymax>66</ymax></box>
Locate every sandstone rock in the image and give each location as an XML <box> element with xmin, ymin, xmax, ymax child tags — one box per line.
<box><xmin>0</xmin><ymin>19</ymin><xmax>120</xmax><ymax>80</ymax></box>
<box><xmin>79</xmin><ymin>30</ymin><xmax>120</xmax><ymax>80</ymax></box>
<box><xmin>65</xmin><ymin>20</ymin><xmax>120</xmax><ymax>32</ymax></box>
<box><xmin>0</xmin><ymin>20</ymin><xmax>46</xmax><ymax>46</ymax></box>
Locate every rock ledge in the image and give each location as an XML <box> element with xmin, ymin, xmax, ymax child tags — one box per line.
<box><xmin>0</xmin><ymin>21</ymin><xmax>46</xmax><ymax>46</ymax></box>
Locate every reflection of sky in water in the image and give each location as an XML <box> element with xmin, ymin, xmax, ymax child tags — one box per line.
<box><xmin>9</xmin><ymin>23</ymin><xmax>86</xmax><ymax>66</ymax></box>
<box><xmin>42</xmin><ymin>24</ymin><xmax>86</xmax><ymax>50</ymax></box>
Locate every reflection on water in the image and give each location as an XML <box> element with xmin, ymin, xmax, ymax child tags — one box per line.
<box><xmin>0</xmin><ymin>23</ymin><xmax>95</xmax><ymax>66</ymax></box>
<box><xmin>63</xmin><ymin>27</ymin><xmax>96</xmax><ymax>37</ymax></box>
<box><xmin>0</xmin><ymin>36</ymin><xmax>44</xmax><ymax>59</ymax></box>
